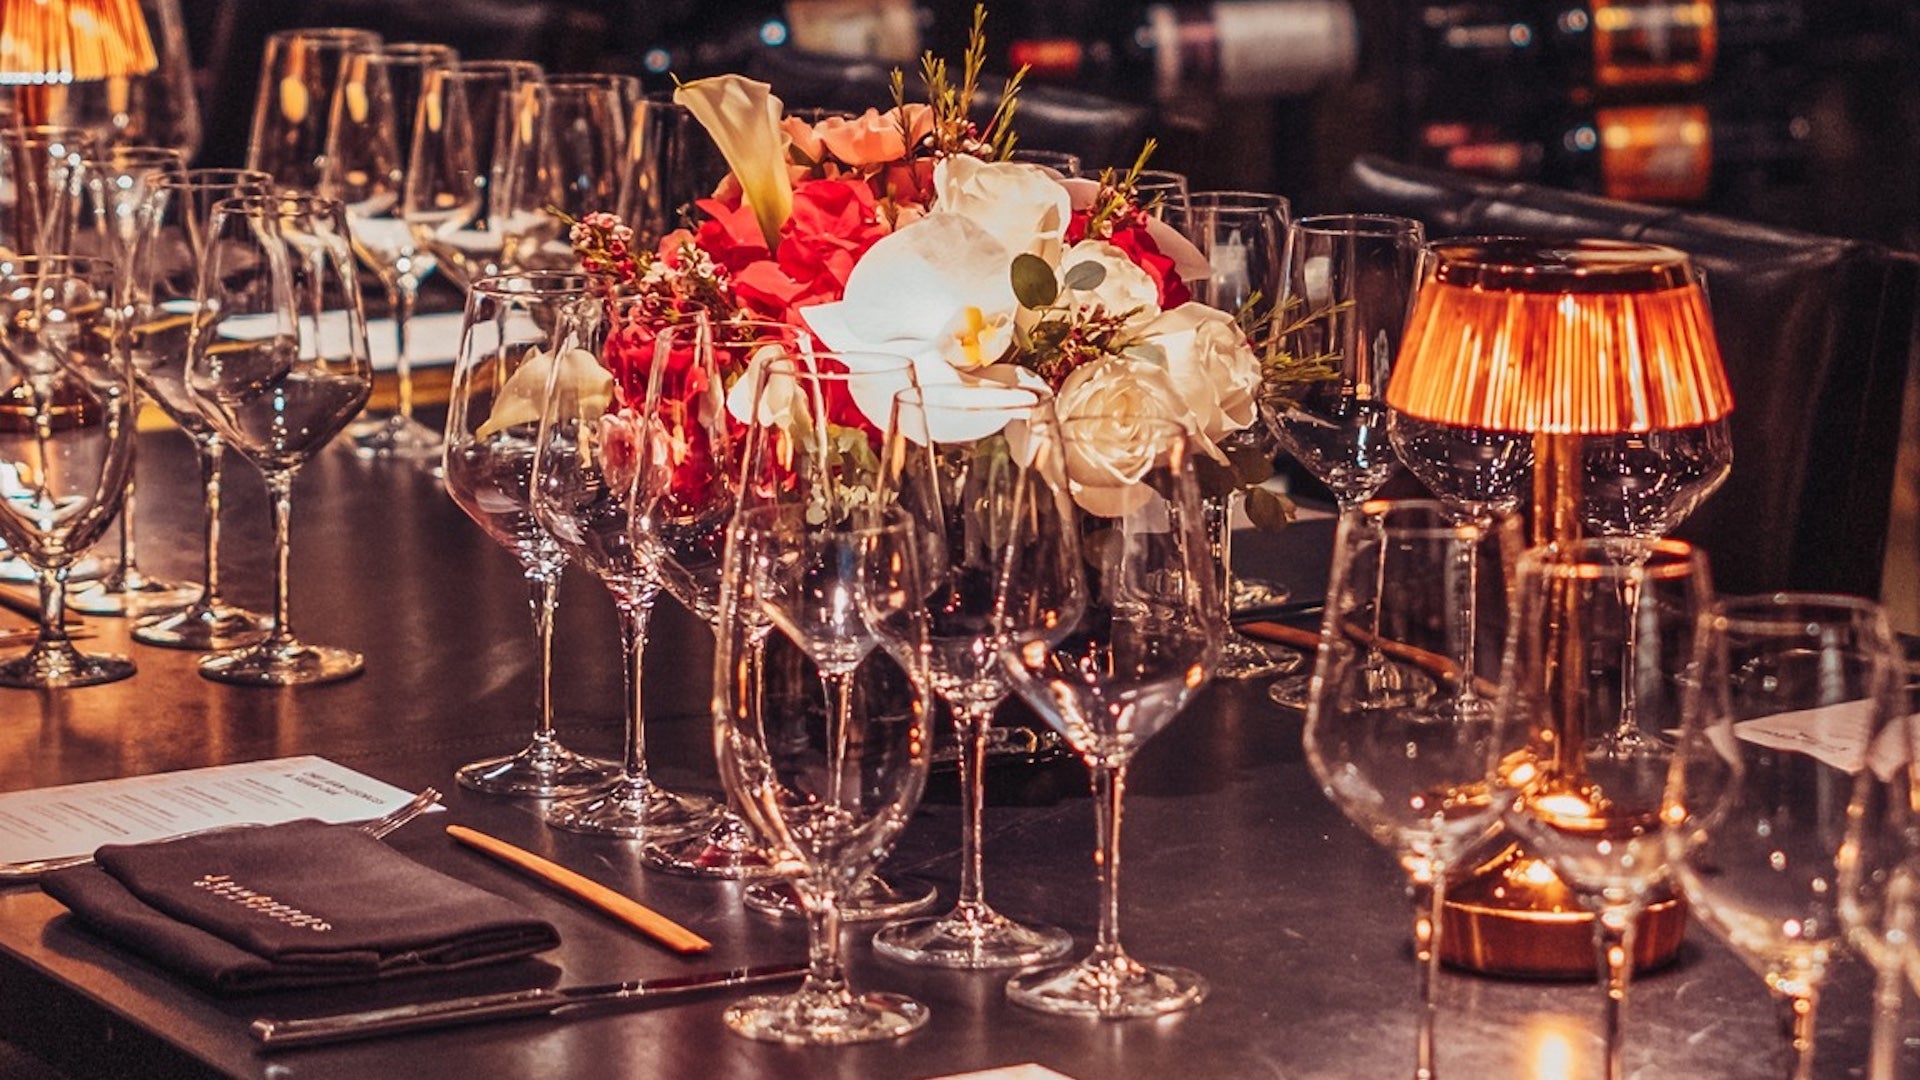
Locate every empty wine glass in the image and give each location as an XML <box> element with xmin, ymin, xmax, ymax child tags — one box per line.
<box><xmin>1</xmin><ymin>126</ymin><xmax>99</xmax><ymax>257</ymax></box>
<box><xmin>1002</xmin><ymin>415</ymin><xmax>1220</xmax><ymax>1019</ymax></box>
<box><xmin>1497</xmin><ymin>538</ymin><xmax>1712</xmax><ymax>1080</ymax></box>
<box><xmin>67</xmin><ymin>144</ymin><xmax>197</xmax><ymax>618</ymax></box>
<box><xmin>187</xmin><ymin>194</ymin><xmax>372</xmax><ymax>686</ymax></box>
<box><xmin>1129</xmin><ymin>168</ymin><xmax>1188</xmax><ymax>219</ymax></box>
<box><xmin>325</xmin><ymin>41</ymin><xmax>459</xmax><ymax>461</ymax></box>
<box><xmin>1007</xmin><ymin>148</ymin><xmax>1081</xmax><ymax>177</ymax></box>
<box><xmin>871</xmin><ymin>384</ymin><xmax>1077</xmax><ymax>969</ymax></box>
<box><xmin>0</xmin><ymin>254</ymin><xmax>139</xmax><ymax>688</ymax></box>
<box><xmin>527</xmin><ymin>291</ymin><xmax>717</xmax><ymax>838</ymax></box>
<box><xmin>410</xmin><ymin>61</ymin><xmax>544</xmax><ymax>292</ymax></box>
<box><xmin>1668</xmin><ymin>591</ymin><xmax>1904</xmax><ymax>1080</ymax></box>
<box><xmin>1265</xmin><ymin>213</ymin><xmax>1427</xmax><ymax>710</ymax></box>
<box><xmin>442</xmin><ymin>272</ymin><xmax>617</xmax><ymax>795</ymax></box>
<box><xmin>1837</xmin><ymin>687</ymin><xmax>1920</xmax><ymax>1080</ymax></box>
<box><xmin>1305</xmin><ymin>499</ymin><xmax>1519</xmax><ymax>1079</ymax></box>
<box><xmin>714</xmin><ymin>502</ymin><xmax>935</xmax><ymax>1044</ymax></box>
<box><xmin>496</xmin><ymin>74</ymin><xmax>634</xmax><ymax>272</ymax></box>
<box><xmin>125</xmin><ymin>169</ymin><xmax>275</xmax><ymax>651</ymax></box>
<box><xmin>246</xmin><ymin>27</ymin><xmax>383</xmax><ymax>194</ymax></box>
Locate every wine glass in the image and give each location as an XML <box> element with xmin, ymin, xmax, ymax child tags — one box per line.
<box><xmin>44</xmin><ymin>0</ymin><xmax>202</xmax><ymax>157</ymax></box>
<box><xmin>1668</xmin><ymin>591</ymin><xmax>1904</xmax><ymax>1080</ymax></box>
<box><xmin>1264</xmin><ymin>213</ymin><xmax>1427</xmax><ymax>710</ymax></box>
<box><xmin>731</xmin><ymin>349</ymin><xmax>937</xmax><ymax>921</ymax></box>
<box><xmin>1129</xmin><ymin>168</ymin><xmax>1189</xmax><ymax>219</ymax></box>
<box><xmin>1304</xmin><ymin>499</ymin><xmax>1519</xmax><ymax>1079</ymax></box>
<box><xmin>527</xmin><ymin>291</ymin><xmax>717</xmax><ymax>838</ymax></box>
<box><xmin>187</xmin><ymin>194</ymin><xmax>372</xmax><ymax>686</ymax></box>
<box><xmin>442</xmin><ymin>271</ymin><xmax>617</xmax><ymax>795</ymax></box>
<box><xmin>125</xmin><ymin>169</ymin><xmax>276</xmax><ymax>651</ymax></box>
<box><xmin>495</xmin><ymin>74</ymin><xmax>635</xmax><ymax>272</ymax></box>
<box><xmin>325</xmin><ymin>41</ymin><xmax>460</xmax><ymax>461</ymax></box>
<box><xmin>1</xmin><ymin>127</ymin><xmax>100</xmax><ymax>257</ymax></box>
<box><xmin>714</xmin><ymin>501</ymin><xmax>935</xmax><ymax>1044</ymax></box>
<box><xmin>1837</xmin><ymin>686</ymin><xmax>1920</xmax><ymax>1080</ymax></box>
<box><xmin>1496</xmin><ymin>538</ymin><xmax>1713</xmax><ymax>1080</ymax></box>
<box><xmin>1168</xmin><ymin>189</ymin><xmax>1298</xmax><ymax>679</ymax></box>
<box><xmin>1001</xmin><ymin>415</ymin><xmax>1220</xmax><ymax>1019</ymax></box>
<box><xmin>67</xmin><ymin>144</ymin><xmax>198</xmax><ymax>618</ymax></box>
<box><xmin>870</xmin><ymin>384</ymin><xmax>1077</xmax><ymax>969</ymax></box>
<box><xmin>246</xmin><ymin>27</ymin><xmax>383</xmax><ymax>195</ymax></box>
<box><xmin>1007</xmin><ymin>148</ymin><xmax>1081</xmax><ymax>177</ymax></box>
<box><xmin>411</xmin><ymin>61</ymin><xmax>544</xmax><ymax>292</ymax></box>
<box><xmin>0</xmin><ymin>254</ymin><xmax>139</xmax><ymax>688</ymax></box>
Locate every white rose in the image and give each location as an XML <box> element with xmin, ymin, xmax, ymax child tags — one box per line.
<box><xmin>933</xmin><ymin>156</ymin><xmax>1071</xmax><ymax>262</ymax></box>
<box><xmin>1144</xmin><ymin>302</ymin><xmax>1262</xmax><ymax>448</ymax></box>
<box><xmin>1059</xmin><ymin>240</ymin><xmax>1161</xmax><ymax>330</ymax></box>
<box><xmin>1054</xmin><ymin>355</ymin><xmax>1191</xmax><ymax>516</ymax></box>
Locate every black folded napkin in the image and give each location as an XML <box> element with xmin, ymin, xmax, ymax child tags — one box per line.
<box><xmin>41</xmin><ymin>819</ymin><xmax>560</xmax><ymax>994</ymax></box>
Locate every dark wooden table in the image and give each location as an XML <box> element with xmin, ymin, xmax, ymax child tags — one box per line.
<box><xmin>0</xmin><ymin>430</ymin><xmax>1902</xmax><ymax>1079</ymax></box>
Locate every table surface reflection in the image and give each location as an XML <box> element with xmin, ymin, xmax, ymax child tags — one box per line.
<box><xmin>0</xmin><ymin>431</ymin><xmax>1899</xmax><ymax>1080</ymax></box>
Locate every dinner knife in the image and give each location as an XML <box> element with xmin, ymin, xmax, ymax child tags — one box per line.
<box><xmin>250</xmin><ymin>962</ymin><xmax>806</xmax><ymax>1049</ymax></box>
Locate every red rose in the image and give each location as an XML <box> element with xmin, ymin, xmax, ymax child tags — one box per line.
<box><xmin>1106</xmin><ymin>220</ymin><xmax>1191</xmax><ymax>310</ymax></box>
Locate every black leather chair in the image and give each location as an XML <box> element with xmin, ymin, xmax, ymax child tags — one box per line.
<box><xmin>1346</xmin><ymin>154</ymin><xmax>1920</xmax><ymax>599</ymax></box>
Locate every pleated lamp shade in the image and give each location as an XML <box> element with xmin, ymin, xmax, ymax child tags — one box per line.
<box><xmin>0</xmin><ymin>0</ymin><xmax>158</xmax><ymax>84</ymax></box>
<box><xmin>1384</xmin><ymin>238</ymin><xmax>1734</xmax><ymax>434</ymax></box>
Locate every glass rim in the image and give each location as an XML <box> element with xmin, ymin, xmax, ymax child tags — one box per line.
<box><xmin>265</xmin><ymin>26</ymin><xmax>382</xmax><ymax>47</ymax></box>
<box><xmin>891</xmin><ymin>383</ymin><xmax>1052</xmax><ymax>412</ymax></box>
<box><xmin>731</xmin><ymin>500</ymin><xmax>917</xmax><ymax>536</ymax></box>
<box><xmin>1352</xmin><ymin>497</ymin><xmax>1509</xmax><ymax>541</ymax></box>
<box><xmin>1706</xmin><ymin>590</ymin><xmax>1893</xmax><ymax>633</ymax></box>
<box><xmin>168</xmin><ymin>167</ymin><xmax>274</xmax><ymax>190</ymax></box>
<box><xmin>213</xmin><ymin>192</ymin><xmax>346</xmax><ymax>217</ymax></box>
<box><xmin>1516</xmin><ymin>536</ymin><xmax>1702</xmax><ymax>581</ymax></box>
<box><xmin>469</xmin><ymin>271</ymin><xmax>593</xmax><ymax>298</ymax></box>
<box><xmin>760</xmin><ymin>350</ymin><xmax>916</xmax><ymax>377</ymax></box>
<box><xmin>1290</xmin><ymin>213</ymin><xmax>1425</xmax><ymax>239</ymax></box>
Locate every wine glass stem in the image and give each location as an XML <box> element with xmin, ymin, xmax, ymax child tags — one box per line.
<box><xmin>391</xmin><ymin>277</ymin><xmax>418</xmax><ymax>424</ymax></box>
<box><xmin>34</xmin><ymin>562</ymin><xmax>69</xmax><ymax>647</ymax></box>
<box><xmin>801</xmin><ymin>885</ymin><xmax>851</xmax><ymax>1003</ymax></box>
<box><xmin>1869</xmin><ymin>960</ymin><xmax>1903</xmax><ymax>1080</ymax></box>
<box><xmin>1456</xmin><ymin>533</ymin><xmax>1480</xmax><ymax>703</ymax></box>
<box><xmin>613</xmin><ymin>588</ymin><xmax>658</xmax><ymax>784</ymax></box>
<box><xmin>822</xmin><ymin>670</ymin><xmax>856</xmax><ymax>809</ymax></box>
<box><xmin>1595</xmin><ymin>906</ymin><xmax>1639</xmax><ymax>1080</ymax></box>
<box><xmin>1409</xmin><ymin>868</ymin><xmax>1447</xmax><ymax>1080</ymax></box>
<box><xmin>197</xmin><ymin>440</ymin><xmax>226</xmax><ymax>602</ymax></box>
<box><xmin>1091</xmin><ymin>761</ymin><xmax>1129</xmax><ymax>962</ymax></box>
<box><xmin>527</xmin><ymin>570</ymin><xmax>560</xmax><ymax>740</ymax></box>
<box><xmin>263</xmin><ymin>470</ymin><xmax>297</xmax><ymax>649</ymax></box>
<box><xmin>954</xmin><ymin>698</ymin><xmax>999</xmax><ymax>912</ymax></box>
<box><xmin>112</xmin><ymin>446</ymin><xmax>138</xmax><ymax>583</ymax></box>
<box><xmin>1788</xmin><ymin>988</ymin><xmax>1821</xmax><ymax>1080</ymax></box>
<box><xmin>1616</xmin><ymin>567</ymin><xmax>1644</xmax><ymax>738</ymax></box>
<box><xmin>1206</xmin><ymin>495</ymin><xmax>1235</xmax><ymax>624</ymax></box>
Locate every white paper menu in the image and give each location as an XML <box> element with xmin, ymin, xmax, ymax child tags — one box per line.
<box><xmin>0</xmin><ymin>756</ymin><xmax>433</xmax><ymax>865</ymax></box>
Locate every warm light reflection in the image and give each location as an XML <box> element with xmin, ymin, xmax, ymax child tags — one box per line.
<box><xmin>1523</xmin><ymin>1015</ymin><xmax>1583</xmax><ymax>1080</ymax></box>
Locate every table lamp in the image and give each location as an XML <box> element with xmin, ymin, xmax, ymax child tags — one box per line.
<box><xmin>1384</xmin><ymin>237</ymin><xmax>1735</xmax><ymax>975</ymax></box>
<box><xmin>0</xmin><ymin>0</ymin><xmax>157</xmax><ymax>123</ymax></box>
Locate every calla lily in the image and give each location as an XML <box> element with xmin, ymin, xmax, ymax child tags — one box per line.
<box><xmin>674</xmin><ymin>75</ymin><xmax>794</xmax><ymax>249</ymax></box>
<box><xmin>475</xmin><ymin>346</ymin><xmax>614</xmax><ymax>441</ymax></box>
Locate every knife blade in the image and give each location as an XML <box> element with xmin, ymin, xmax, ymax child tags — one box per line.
<box><xmin>250</xmin><ymin>961</ymin><xmax>806</xmax><ymax>1049</ymax></box>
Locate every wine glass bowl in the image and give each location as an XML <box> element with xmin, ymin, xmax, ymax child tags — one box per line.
<box><xmin>246</xmin><ymin>27</ymin><xmax>383</xmax><ymax>194</ymax></box>
<box><xmin>410</xmin><ymin>60</ymin><xmax>543</xmax><ymax>292</ymax></box>
<box><xmin>1580</xmin><ymin>421</ymin><xmax>1733</xmax><ymax>539</ymax></box>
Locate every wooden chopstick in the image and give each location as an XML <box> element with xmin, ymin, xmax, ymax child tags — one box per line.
<box><xmin>446</xmin><ymin>825</ymin><xmax>712</xmax><ymax>955</ymax></box>
<box><xmin>1241</xmin><ymin>620</ymin><xmax>1500</xmax><ymax>698</ymax></box>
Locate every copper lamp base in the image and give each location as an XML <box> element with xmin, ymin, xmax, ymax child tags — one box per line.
<box><xmin>1440</xmin><ymin>843</ymin><xmax>1686</xmax><ymax>977</ymax></box>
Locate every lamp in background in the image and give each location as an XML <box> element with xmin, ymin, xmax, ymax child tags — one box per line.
<box><xmin>1384</xmin><ymin>237</ymin><xmax>1735</xmax><ymax>976</ymax></box>
<box><xmin>0</xmin><ymin>0</ymin><xmax>157</xmax><ymax>84</ymax></box>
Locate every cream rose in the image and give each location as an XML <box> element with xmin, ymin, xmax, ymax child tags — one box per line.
<box><xmin>1145</xmin><ymin>302</ymin><xmax>1263</xmax><ymax>450</ymax></box>
<box><xmin>932</xmin><ymin>156</ymin><xmax>1071</xmax><ymax>262</ymax></box>
<box><xmin>1054</xmin><ymin>355</ymin><xmax>1192</xmax><ymax>516</ymax></box>
<box><xmin>1059</xmin><ymin>240</ymin><xmax>1161</xmax><ymax>331</ymax></box>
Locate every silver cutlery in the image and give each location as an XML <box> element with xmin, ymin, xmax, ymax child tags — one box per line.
<box><xmin>0</xmin><ymin>786</ymin><xmax>443</xmax><ymax>882</ymax></box>
<box><xmin>250</xmin><ymin>962</ymin><xmax>808</xmax><ymax>1048</ymax></box>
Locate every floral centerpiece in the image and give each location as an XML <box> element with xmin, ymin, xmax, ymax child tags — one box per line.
<box><xmin>564</xmin><ymin>12</ymin><xmax>1324</xmax><ymax>519</ymax></box>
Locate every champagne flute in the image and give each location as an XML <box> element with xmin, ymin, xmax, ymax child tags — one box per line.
<box><xmin>325</xmin><ymin>41</ymin><xmax>460</xmax><ymax>461</ymax></box>
<box><xmin>187</xmin><ymin>194</ymin><xmax>372</xmax><ymax>686</ymax></box>
<box><xmin>1305</xmin><ymin>499</ymin><xmax>1518</xmax><ymax>1078</ymax></box>
<box><xmin>126</xmin><ymin>169</ymin><xmax>275</xmax><ymax>651</ymax></box>
<box><xmin>0</xmin><ymin>254</ymin><xmax>139</xmax><ymax>688</ymax></box>
<box><xmin>1496</xmin><ymin>538</ymin><xmax>1712</xmax><ymax>1080</ymax></box>
<box><xmin>1168</xmin><ymin>189</ymin><xmax>1298</xmax><ymax>678</ymax></box>
<box><xmin>1001</xmin><ymin>415</ymin><xmax>1219</xmax><ymax>1019</ymax></box>
<box><xmin>870</xmin><ymin>384</ymin><xmax>1077</xmax><ymax>969</ymax></box>
<box><xmin>1265</xmin><ymin>213</ymin><xmax>1427</xmax><ymax>710</ymax></box>
<box><xmin>527</xmin><ymin>291</ymin><xmax>717</xmax><ymax>838</ymax></box>
<box><xmin>411</xmin><ymin>61</ymin><xmax>544</xmax><ymax>292</ymax></box>
<box><xmin>246</xmin><ymin>27</ymin><xmax>383</xmax><ymax>194</ymax></box>
<box><xmin>1837</xmin><ymin>691</ymin><xmax>1920</xmax><ymax>1080</ymax></box>
<box><xmin>68</xmin><ymin>144</ymin><xmax>198</xmax><ymax>617</ymax></box>
<box><xmin>442</xmin><ymin>272</ymin><xmax>617</xmax><ymax>795</ymax></box>
<box><xmin>714</xmin><ymin>501</ymin><xmax>935</xmax><ymax>1044</ymax></box>
<box><xmin>1668</xmin><ymin>591</ymin><xmax>1904</xmax><ymax>1080</ymax></box>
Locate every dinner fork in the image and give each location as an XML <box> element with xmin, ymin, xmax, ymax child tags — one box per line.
<box><xmin>0</xmin><ymin>786</ymin><xmax>444</xmax><ymax>881</ymax></box>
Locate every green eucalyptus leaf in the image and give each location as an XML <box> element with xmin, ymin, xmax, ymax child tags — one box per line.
<box><xmin>1011</xmin><ymin>253</ymin><xmax>1058</xmax><ymax>309</ymax></box>
<box><xmin>1244</xmin><ymin>488</ymin><xmax>1297</xmax><ymax>532</ymax></box>
<box><xmin>1063</xmin><ymin>260</ymin><xmax>1106</xmax><ymax>291</ymax></box>
<box><xmin>1225</xmin><ymin>443</ymin><xmax>1276</xmax><ymax>486</ymax></box>
<box><xmin>1192</xmin><ymin>455</ymin><xmax>1241</xmax><ymax>501</ymax></box>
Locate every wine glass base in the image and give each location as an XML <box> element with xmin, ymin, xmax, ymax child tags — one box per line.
<box><xmin>198</xmin><ymin>640</ymin><xmax>365</xmax><ymax>687</ymax></box>
<box><xmin>641</xmin><ymin>813</ymin><xmax>782</xmax><ymax>880</ymax></box>
<box><xmin>872</xmin><ymin>903</ymin><xmax>1075</xmax><ymax>969</ymax></box>
<box><xmin>1006</xmin><ymin>952</ymin><xmax>1209</xmax><ymax>1019</ymax></box>
<box><xmin>724</xmin><ymin>988</ymin><xmax>928</xmax><ymax>1045</ymax></box>
<box><xmin>133</xmin><ymin>601</ymin><xmax>271</xmax><ymax>651</ymax></box>
<box><xmin>543</xmin><ymin>776</ymin><xmax>717</xmax><ymax>840</ymax></box>
<box><xmin>67</xmin><ymin>572</ymin><xmax>199</xmax><ymax>617</ymax></box>
<box><xmin>1</xmin><ymin>553</ymin><xmax>109</xmax><ymax>584</ymax></box>
<box><xmin>0</xmin><ymin>643</ymin><xmax>136</xmax><ymax>689</ymax></box>
<box><xmin>745</xmin><ymin>874</ymin><xmax>939</xmax><ymax>923</ymax></box>
<box><xmin>1214</xmin><ymin>632</ymin><xmax>1304</xmax><ymax>680</ymax></box>
<box><xmin>1231</xmin><ymin>577</ymin><xmax>1291</xmax><ymax>613</ymax></box>
<box><xmin>352</xmin><ymin>414</ymin><xmax>444</xmax><ymax>462</ymax></box>
<box><xmin>456</xmin><ymin>740</ymin><xmax>617</xmax><ymax>798</ymax></box>
<box><xmin>1270</xmin><ymin>663</ymin><xmax>1435</xmax><ymax>711</ymax></box>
